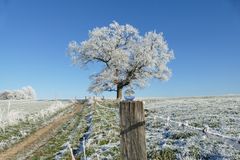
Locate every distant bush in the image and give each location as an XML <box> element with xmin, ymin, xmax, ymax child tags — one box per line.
<box><xmin>0</xmin><ymin>86</ymin><xmax>37</xmax><ymax>100</ymax></box>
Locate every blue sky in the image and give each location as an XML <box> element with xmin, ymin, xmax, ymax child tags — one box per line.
<box><xmin>0</xmin><ymin>0</ymin><xmax>240</xmax><ymax>99</ymax></box>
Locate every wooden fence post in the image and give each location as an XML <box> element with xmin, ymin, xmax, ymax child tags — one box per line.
<box><xmin>120</xmin><ymin>101</ymin><xmax>147</xmax><ymax>160</ymax></box>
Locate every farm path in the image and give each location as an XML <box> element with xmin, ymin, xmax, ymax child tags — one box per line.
<box><xmin>0</xmin><ymin>102</ymin><xmax>83</xmax><ymax>160</ymax></box>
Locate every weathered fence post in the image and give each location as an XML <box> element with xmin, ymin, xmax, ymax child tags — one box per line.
<box><xmin>120</xmin><ymin>101</ymin><xmax>147</xmax><ymax>160</ymax></box>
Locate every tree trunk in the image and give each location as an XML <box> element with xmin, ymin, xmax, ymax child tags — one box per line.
<box><xmin>117</xmin><ymin>85</ymin><xmax>123</xmax><ymax>99</ymax></box>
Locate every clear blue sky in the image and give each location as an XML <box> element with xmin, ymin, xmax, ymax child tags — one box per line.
<box><xmin>0</xmin><ymin>0</ymin><xmax>240</xmax><ymax>99</ymax></box>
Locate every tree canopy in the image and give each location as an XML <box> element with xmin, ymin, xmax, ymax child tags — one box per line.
<box><xmin>68</xmin><ymin>21</ymin><xmax>174</xmax><ymax>99</ymax></box>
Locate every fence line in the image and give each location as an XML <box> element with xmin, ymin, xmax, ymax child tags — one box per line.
<box><xmin>154</xmin><ymin>115</ymin><xmax>240</xmax><ymax>149</ymax></box>
<box><xmin>158</xmin><ymin>112</ymin><xmax>240</xmax><ymax>122</ymax></box>
<box><xmin>95</xmin><ymin>101</ymin><xmax>240</xmax><ymax>149</ymax></box>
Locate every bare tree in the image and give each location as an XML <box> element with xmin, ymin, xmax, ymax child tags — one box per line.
<box><xmin>68</xmin><ymin>21</ymin><xmax>174</xmax><ymax>99</ymax></box>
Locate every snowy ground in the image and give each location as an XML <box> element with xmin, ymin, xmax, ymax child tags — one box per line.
<box><xmin>144</xmin><ymin>96</ymin><xmax>240</xmax><ymax>159</ymax></box>
<box><xmin>1</xmin><ymin>96</ymin><xmax>240</xmax><ymax>159</ymax></box>
<box><xmin>0</xmin><ymin>100</ymin><xmax>72</xmax><ymax>151</ymax></box>
<box><xmin>28</xmin><ymin>100</ymin><xmax>120</xmax><ymax>159</ymax></box>
<box><xmin>0</xmin><ymin>100</ymin><xmax>67</xmax><ymax>119</ymax></box>
<box><xmin>67</xmin><ymin>96</ymin><xmax>240</xmax><ymax>159</ymax></box>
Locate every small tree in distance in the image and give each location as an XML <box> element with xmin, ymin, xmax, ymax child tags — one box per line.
<box><xmin>68</xmin><ymin>21</ymin><xmax>174</xmax><ymax>99</ymax></box>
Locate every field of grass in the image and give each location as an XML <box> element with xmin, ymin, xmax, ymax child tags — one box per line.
<box><xmin>0</xmin><ymin>100</ymin><xmax>72</xmax><ymax>152</ymax></box>
<box><xmin>144</xmin><ymin>96</ymin><xmax>240</xmax><ymax>159</ymax></box>
<box><xmin>0</xmin><ymin>96</ymin><xmax>240</xmax><ymax>159</ymax></box>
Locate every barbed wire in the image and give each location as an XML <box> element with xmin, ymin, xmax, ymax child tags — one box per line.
<box><xmin>95</xmin><ymin>100</ymin><xmax>240</xmax><ymax>149</ymax></box>
<box><xmin>153</xmin><ymin>115</ymin><xmax>240</xmax><ymax>149</ymax></box>
<box><xmin>154</xmin><ymin>112</ymin><xmax>240</xmax><ymax>122</ymax></box>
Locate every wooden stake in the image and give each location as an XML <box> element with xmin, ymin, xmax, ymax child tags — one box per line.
<box><xmin>120</xmin><ymin>101</ymin><xmax>147</xmax><ymax>160</ymax></box>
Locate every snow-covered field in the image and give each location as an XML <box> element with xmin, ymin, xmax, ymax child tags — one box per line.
<box><xmin>0</xmin><ymin>100</ymin><xmax>72</xmax><ymax>151</ymax></box>
<box><xmin>144</xmin><ymin>96</ymin><xmax>240</xmax><ymax>159</ymax></box>
<box><xmin>28</xmin><ymin>100</ymin><xmax>120</xmax><ymax>159</ymax></box>
<box><xmin>61</xmin><ymin>96</ymin><xmax>240</xmax><ymax>159</ymax></box>
<box><xmin>1</xmin><ymin>96</ymin><xmax>240</xmax><ymax>159</ymax></box>
<box><xmin>0</xmin><ymin>100</ymin><xmax>71</xmax><ymax>127</ymax></box>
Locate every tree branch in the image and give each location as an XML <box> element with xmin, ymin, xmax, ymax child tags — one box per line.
<box><xmin>91</xmin><ymin>56</ymin><xmax>111</xmax><ymax>68</ymax></box>
<box><xmin>105</xmin><ymin>88</ymin><xmax>117</xmax><ymax>92</ymax></box>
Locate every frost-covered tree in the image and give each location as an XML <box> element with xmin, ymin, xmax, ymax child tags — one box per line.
<box><xmin>21</xmin><ymin>86</ymin><xmax>37</xmax><ymax>99</ymax></box>
<box><xmin>68</xmin><ymin>21</ymin><xmax>174</xmax><ymax>99</ymax></box>
<box><xmin>0</xmin><ymin>86</ymin><xmax>37</xmax><ymax>100</ymax></box>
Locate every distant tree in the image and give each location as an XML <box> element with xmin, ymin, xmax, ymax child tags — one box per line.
<box><xmin>0</xmin><ymin>86</ymin><xmax>37</xmax><ymax>100</ymax></box>
<box><xmin>68</xmin><ymin>21</ymin><xmax>174</xmax><ymax>99</ymax></box>
<box><xmin>21</xmin><ymin>86</ymin><xmax>37</xmax><ymax>99</ymax></box>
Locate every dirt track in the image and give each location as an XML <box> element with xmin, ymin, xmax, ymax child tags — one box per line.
<box><xmin>0</xmin><ymin>103</ymin><xmax>82</xmax><ymax>160</ymax></box>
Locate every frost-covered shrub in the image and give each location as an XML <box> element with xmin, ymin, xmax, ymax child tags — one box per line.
<box><xmin>0</xmin><ymin>91</ymin><xmax>11</xmax><ymax>100</ymax></box>
<box><xmin>0</xmin><ymin>86</ymin><xmax>37</xmax><ymax>100</ymax></box>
